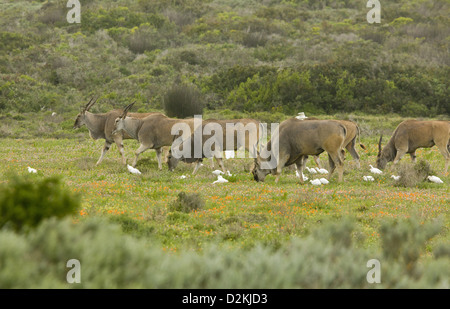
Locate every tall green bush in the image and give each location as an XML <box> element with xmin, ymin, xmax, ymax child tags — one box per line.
<box><xmin>164</xmin><ymin>80</ymin><xmax>204</xmax><ymax>118</ymax></box>
<box><xmin>0</xmin><ymin>174</ymin><xmax>80</xmax><ymax>232</ymax></box>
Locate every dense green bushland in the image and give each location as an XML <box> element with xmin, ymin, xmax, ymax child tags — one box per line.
<box><xmin>0</xmin><ymin>0</ymin><xmax>448</xmax><ymax>117</ymax></box>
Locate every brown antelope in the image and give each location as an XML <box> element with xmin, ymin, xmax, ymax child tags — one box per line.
<box><xmin>112</xmin><ymin>103</ymin><xmax>195</xmax><ymax>170</ymax></box>
<box><xmin>252</xmin><ymin>118</ymin><xmax>347</xmax><ymax>183</ymax></box>
<box><xmin>73</xmin><ymin>97</ymin><xmax>162</xmax><ymax>165</ymax></box>
<box><xmin>167</xmin><ymin>118</ymin><xmax>263</xmax><ymax>174</ymax></box>
<box><xmin>301</xmin><ymin>118</ymin><xmax>366</xmax><ymax>169</ymax></box>
<box><xmin>376</xmin><ymin>120</ymin><xmax>450</xmax><ymax>173</ymax></box>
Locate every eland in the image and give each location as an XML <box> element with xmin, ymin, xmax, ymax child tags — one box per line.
<box><xmin>73</xmin><ymin>97</ymin><xmax>162</xmax><ymax>165</ymax></box>
<box><xmin>112</xmin><ymin>103</ymin><xmax>195</xmax><ymax>170</ymax></box>
<box><xmin>376</xmin><ymin>120</ymin><xmax>450</xmax><ymax>173</ymax></box>
<box><xmin>251</xmin><ymin>118</ymin><xmax>347</xmax><ymax>183</ymax></box>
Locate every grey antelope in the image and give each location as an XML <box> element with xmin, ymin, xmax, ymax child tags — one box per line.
<box><xmin>252</xmin><ymin>118</ymin><xmax>347</xmax><ymax>183</ymax></box>
<box><xmin>167</xmin><ymin>118</ymin><xmax>263</xmax><ymax>174</ymax></box>
<box><xmin>376</xmin><ymin>120</ymin><xmax>450</xmax><ymax>173</ymax></box>
<box><xmin>73</xmin><ymin>97</ymin><xmax>162</xmax><ymax>165</ymax></box>
<box><xmin>112</xmin><ymin>103</ymin><xmax>195</xmax><ymax>170</ymax></box>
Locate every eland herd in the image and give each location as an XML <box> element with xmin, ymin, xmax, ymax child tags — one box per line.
<box><xmin>73</xmin><ymin>98</ymin><xmax>450</xmax><ymax>184</ymax></box>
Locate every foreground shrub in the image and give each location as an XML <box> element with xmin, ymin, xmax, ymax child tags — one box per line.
<box><xmin>0</xmin><ymin>216</ymin><xmax>447</xmax><ymax>288</ymax></box>
<box><xmin>0</xmin><ymin>175</ymin><xmax>80</xmax><ymax>232</ymax></box>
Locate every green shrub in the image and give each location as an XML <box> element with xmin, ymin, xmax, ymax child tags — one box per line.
<box><xmin>169</xmin><ymin>192</ymin><xmax>205</xmax><ymax>213</ymax></box>
<box><xmin>0</xmin><ymin>32</ymin><xmax>33</xmax><ymax>52</ymax></box>
<box><xmin>394</xmin><ymin>159</ymin><xmax>432</xmax><ymax>188</ymax></box>
<box><xmin>127</xmin><ymin>24</ymin><xmax>166</xmax><ymax>54</ymax></box>
<box><xmin>401</xmin><ymin>101</ymin><xmax>429</xmax><ymax>117</ymax></box>
<box><xmin>164</xmin><ymin>80</ymin><xmax>204</xmax><ymax>118</ymax></box>
<box><xmin>0</xmin><ymin>174</ymin><xmax>80</xmax><ymax>232</ymax></box>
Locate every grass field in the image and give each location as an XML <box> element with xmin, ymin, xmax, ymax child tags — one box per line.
<box><xmin>1</xmin><ymin>116</ymin><xmax>448</xmax><ymax>257</ymax></box>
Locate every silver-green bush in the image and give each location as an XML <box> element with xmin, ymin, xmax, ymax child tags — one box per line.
<box><xmin>0</xmin><ymin>216</ymin><xmax>447</xmax><ymax>288</ymax></box>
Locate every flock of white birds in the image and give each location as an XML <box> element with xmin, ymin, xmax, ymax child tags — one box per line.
<box><xmin>26</xmin><ymin>156</ymin><xmax>445</xmax><ymax>185</ymax></box>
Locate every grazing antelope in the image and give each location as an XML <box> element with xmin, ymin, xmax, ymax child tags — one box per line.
<box><xmin>376</xmin><ymin>120</ymin><xmax>450</xmax><ymax>173</ymax></box>
<box><xmin>73</xmin><ymin>97</ymin><xmax>162</xmax><ymax>165</ymax></box>
<box><xmin>301</xmin><ymin>118</ymin><xmax>366</xmax><ymax>169</ymax></box>
<box><xmin>112</xmin><ymin>103</ymin><xmax>195</xmax><ymax>170</ymax></box>
<box><xmin>167</xmin><ymin>118</ymin><xmax>263</xmax><ymax>174</ymax></box>
<box><xmin>252</xmin><ymin>118</ymin><xmax>347</xmax><ymax>183</ymax></box>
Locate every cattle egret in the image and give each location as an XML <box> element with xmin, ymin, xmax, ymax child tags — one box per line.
<box><xmin>52</xmin><ymin>112</ymin><xmax>57</xmax><ymax>116</ymax></box>
<box><xmin>226</xmin><ymin>170</ymin><xmax>232</xmax><ymax>176</ymax></box>
<box><xmin>213</xmin><ymin>175</ymin><xmax>229</xmax><ymax>184</ymax></box>
<box><xmin>179</xmin><ymin>175</ymin><xmax>187</xmax><ymax>179</ymax></box>
<box><xmin>127</xmin><ymin>164</ymin><xmax>141</xmax><ymax>175</ymax></box>
<box><xmin>27</xmin><ymin>166</ymin><xmax>37</xmax><ymax>174</ymax></box>
<box><xmin>307</xmin><ymin>167</ymin><xmax>317</xmax><ymax>174</ymax></box>
<box><xmin>427</xmin><ymin>176</ymin><xmax>443</xmax><ymax>184</ymax></box>
<box><xmin>296</xmin><ymin>112</ymin><xmax>308</xmax><ymax>120</ymax></box>
<box><xmin>391</xmin><ymin>175</ymin><xmax>400</xmax><ymax>181</ymax></box>
<box><xmin>212</xmin><ymin>170</ymin><xmax>224</xmax><ymax>176</ymax></box>
<box><xmin>319</xmin><ymin>178</ymin><xmax>329</xmax><ymax>184</ymax></box>
<box><xmin>310</xmin><ymin>179</ymin><xmax>322</xmax><ymax>186</ymax></box>
<box><xmin>369</xmin><ymin>165</ymin><xmax>383</xmax><ymax>174</ymax></box>
<box><xmin>317</xmin><ymin>168</ymin><xmax>329</xmax><ymax>174</ymax></box>
<box><xmin>363</xmin><ymin>175</ymin><xmax>374</xmax><ymax>181</ymax></box>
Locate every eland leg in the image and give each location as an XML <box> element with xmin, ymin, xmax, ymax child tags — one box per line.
<box><xmin>96</xmin><ymin>141</ymin><xmax>112</xmax><ymax>165</ymax></box>
<box><xmin>132</xmin><ymin>144</ymin><xmax>150</xmax><ymax>167</ymax></box>
<box><xmin>313</xmin><ymin>155</ymin><xmax>322</xmax><ymax>169</ymax></box>
<box><xmin>409</xmin><ymin>151</ymin><xmax>417</xmax><ymax>163</ymax></box>
<box><xmin>192</xmin><ymin>160</ymin><xmax>203</xmax><ymax>175</ymax></box>
<box><xmin>393</xmin><ymin>148</ymin><xmax>408</xmax><ymax>165</ymax></box>
<box><xmin>295</xmin><ymin>156</ymin><xmax>306</xmax><ymax>184</ymax></box>
<box><xmin>155</xmin><ymin>147</ymin><xmax>163</xmax><ymax>170</ymax></box>
<box><xmin>328</xmin><ymin>152</ymin><xmax>344</xmax><ymax>182</ymax></box>
<box><xmin>114</xmin><ymin>135</ymin><xmax>127</xmax><ymax>165</ymax></box>
<box><xmin>346</xmin><ymin>141</ymin><xmax>360</xmax><ymax>168</ymax></box>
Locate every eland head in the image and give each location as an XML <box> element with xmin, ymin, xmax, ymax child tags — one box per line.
<box><xmin>73</xmin><ymin>96</ymin><xmax>98</xmax><ymax>129</ymax></box>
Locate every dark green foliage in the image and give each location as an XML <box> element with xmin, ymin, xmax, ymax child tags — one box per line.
<box><xmin>0</xmin><ymin>32</ymin><xmax>33</xmax><ymax>52</ymax></box>
<box><xmin>0</xmin><ymin>0</ymin><xmax>448</xmax><ymax>117</ymax></box>
<box><xmin>169</xmin><ymin>192</ymin><xmax>205</xmax><ymax>213</ymax></box>
<box><xmin>164</xmin><ymin>81</ymin><xmax>204</xmax><ymax>118</ymax></box>
<box><xmin>80</xmin><ymin>7</ymin><xmax>167</xmax><ymax>34</ymax></box>
<box><xmin>0</xmin><ymin>174</ymin><xmax>80</xmax><ymax>232</ymax></box>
